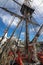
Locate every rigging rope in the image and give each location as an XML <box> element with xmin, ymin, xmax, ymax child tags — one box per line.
<box><xmin>31</xmin><ymin>16</ymin><xmax>40</xmax><ymax>26</ymax></box>
<box><xmin>9</xmin><ymin>19</ymin><xmax>22</xmax><ymax>40</ymax></box>
<box><xmin>0</xmin><ymin>7</ymin><xmax>24</xmax><ymax>19</ymax></box>
<box><xmin>31</xmin><ymin>24</ymin><xmax>43</xmax><ymax>43</ymax></box>
<box><xmin>17</xmin><ymin>21</ymin><xmax>24</xmax><ymax>40</ymax></box>
<box><xmin>15</xmin><ymin>20</ymin><xmax>24</xmax><ymax>46</ymax></box>
<box><xmin>12</xmin><ymin>0</ymin><xmax>22</xmax><ymax>6</ymax></box>
<box><xmin>0</xmin><ymin>19</ymin><xmax>22</xmax><ymax>59</ymax></box>
<box><xmin>0</xmin><ymin>15</ymin><xmax>15</xmax><ymax>42</ymax></box>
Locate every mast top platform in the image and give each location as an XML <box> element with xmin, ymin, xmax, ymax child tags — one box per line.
<box><xmin>20</xmin><ymin>4</ymin><xmax>34</xmax><ymax>15</ymax></box>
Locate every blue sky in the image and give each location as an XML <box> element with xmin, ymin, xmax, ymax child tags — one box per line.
<box><xmin>0</xmin><ymin>0</ymin><xmax>43</xmax><ymax>42</ymax></box>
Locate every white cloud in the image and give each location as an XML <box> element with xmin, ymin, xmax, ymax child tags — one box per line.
<box><xmin>11</xmin><ymin>17</ymin><xmax>20</xmax><ymax>26</ymax></box>
<box><xmin>30</xmin><ymin>26</ymin><xmax>43</xmax><ymax>36</ymax></box>
<box><xmin>21</xmin><ymin>32</ymin><xmax>25</xmax><ymax>36</ymax></box>
<box><xmin>1</xmin><ymin>15</ymin><xmax>11</xmax><ymax>25</ymax></box>
<box><xmin>40</xmin><ymin>31</ymin><xmax>43</xmax><ymax>35</ymax></box>
<box><xmin>30</xmin><ymin>28</ymin><xmax>34</xmax><ymax>32</ymax></box>
<box><xmin>0</xmin><ymin>13</ymin><xmax>12</xmax><ymax>25</ymax></box>
<box><xmin>32</xmin><ymin>0</ymin><xmax>43</xmax><ymax>8</ymax></box>
<box><xmin>41</xmin><ymin>39</ymin><xmax>43</xmax><ymax>41</ymax></box>
<box><xmin>0</xmin><ymin>12</ymin><xmax>20</xmax><ymax>27</ymax></box>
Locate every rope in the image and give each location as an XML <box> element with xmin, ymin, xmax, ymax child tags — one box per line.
<box><xmin>12</xmin><ymin>0</ymin><xmax>21</xmax><ymax>6</ymax></box>
<box><xmin>15</xmin><ymin>20</ymin><xmax>24</xmax><ymax>46</ymax></box>
<box><xmin>9</xmin><ymin>19</ymin><xmax>22</xmax><ymax>40</ymax></box>
<box><xmin>0</xmin><ymin>16</ymin><xmax>15</xmax><ymax>42</ymax></box>
<box><xmin>31</xmin><ymin>24</ymin><xmax>43</xmax><ymax>43</ymax></box>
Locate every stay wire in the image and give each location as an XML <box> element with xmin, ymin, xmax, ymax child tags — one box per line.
<box><xmin>0</xmin><ymin>16</ymin><xmax>15</xmax><ymax>42</ymax></box>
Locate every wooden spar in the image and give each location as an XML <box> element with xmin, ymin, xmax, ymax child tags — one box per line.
<box><xmin>25</xmin><ymin>18</ymin><xmax>29</xmax><ymax>54</ymax></box>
